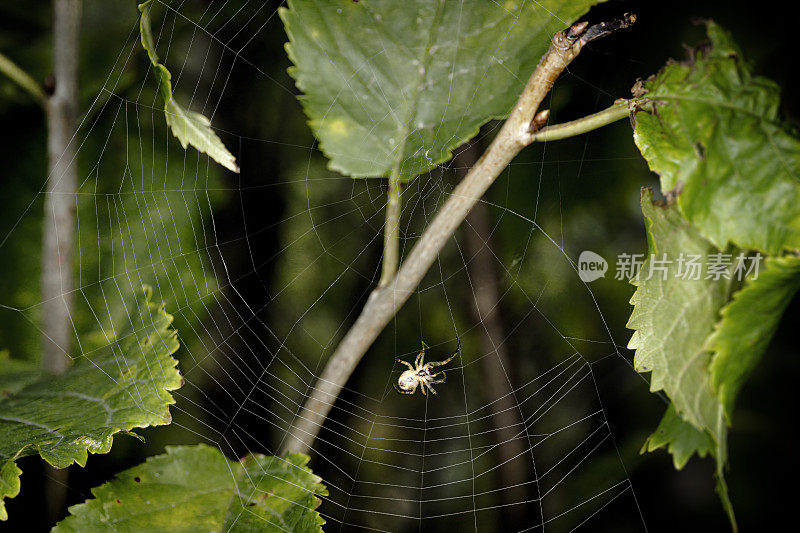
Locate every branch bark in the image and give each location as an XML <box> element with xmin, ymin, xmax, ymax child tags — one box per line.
<box><xmin>42</xmin><ymin>0</ymin><xmax>81</xmax><ymax>374</ymax></box>
<box><xmin>42</xmin><ymin>0</ymin><xmax>81</xmax><ymax>524</ymax></box>
<box><xmin>281</xmin><ymin>15</ymin><xmax>635</xmax><ymax>455</ymax></box>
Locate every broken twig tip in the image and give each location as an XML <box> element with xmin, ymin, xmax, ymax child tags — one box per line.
<box><xmin>581</xmin><ymin>12</ymin><xmax>637</xmax><ymax>44</ymax></box>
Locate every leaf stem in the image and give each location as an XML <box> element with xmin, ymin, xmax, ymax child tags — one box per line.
<box><xmin>0</xmin><ymin>51</ymin><xmax>47</xmax><ymax>106</ymax></box>
<box><xmin>528</xmin><ymin>99</ymin><xmax>630</xmax><ymax>142</ymax></box>
<box><xmin>380</xmin><ymin>168</ymin><xmax>402</xmax><ymax>285</ymax></box>
<box><xmin>280</xmin><ymin>14</ymin><xmax>636</xmax><ymax>456</ymax></box>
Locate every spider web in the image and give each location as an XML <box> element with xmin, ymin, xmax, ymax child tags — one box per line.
<box><xmin>0</xmin><ymin>1</ymin><xmax>656</xmax><ymax>531</ymax></box>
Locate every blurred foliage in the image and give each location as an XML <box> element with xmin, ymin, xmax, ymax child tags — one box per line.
<box><xmin>0</xmin><ymin>0</ymin><xmax>226</xmax><ymax>363</ymax></box>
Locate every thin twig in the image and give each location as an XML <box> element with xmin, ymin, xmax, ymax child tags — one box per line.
<box><xmin>0</xmin><ymin>51</ymin><xmax>47</xmax><ymax>105</ymax></box>
<box><xmin>528</xmin><ymin>99</ymin><xmax>631</xmax><ymax>143</ymax></box>
<box><xmin>281</xmin><ymin>15</ymin><xmax>635</xmax><ymax>456</ymax></box>
<box><xmin>42</xmin><ymin>0</ymin><xmax>82</xmax><ymax>523</ymax></box>
<box><xmin>42</xmin><ymin>0</ymin><xmax>81</xmax><ymax>375</ymax></box>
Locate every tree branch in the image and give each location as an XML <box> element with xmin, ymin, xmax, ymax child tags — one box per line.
<box><xmin>281</xmin><ymin>15</ymin><xmax>635</xmax><ymax>455</ymax></box>
<box><xmin>0</xmin><ymin>51</ymin><xmax>47</xmax><ymax>105</ymax></box>
<box><xmin>42</xmin><ymin>0</ymin><xmax>81</xmax><ymax>374</ymax></box>
<box><xmin>42</xmin><ymin>0</ymin><xmax>81</xmax><ymax>522</ymax></box>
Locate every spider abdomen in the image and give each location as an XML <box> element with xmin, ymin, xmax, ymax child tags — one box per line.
<box><xmin>398</xmin><ymin>370</ymin><xmax>418</xmax><ymax>391</ymax></box>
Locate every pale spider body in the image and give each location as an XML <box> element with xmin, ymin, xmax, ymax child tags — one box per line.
<box><xmin>395</xmin><ymin>341</ymin><xmax>460</xmax><ymax>396</ymax></box>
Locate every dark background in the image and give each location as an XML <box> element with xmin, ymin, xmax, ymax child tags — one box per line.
<box><xmin>0</xmin><ymin>0</ymin><xmax>797</xmax><ymax>531</ymax></box>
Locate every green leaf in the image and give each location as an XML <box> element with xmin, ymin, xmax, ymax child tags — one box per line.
<box><xmin>163</xmin><ymin>99</ymin><xmax>239</xmax><ymax>171</ymax></box>
<box><xmin>641</xmin><ymin>404</ymin><xmax>714</xmax><ymax>470</ymax></box>
<box><xmin>627</xmin><ymin>189</ymin><xmax>734</xmax><ymax>525</ymax></box>
<box><xmin>707</xmin><ymin>255</ymin><xmax>800</xmax><ymax>419</ymax></box>
<box><xmin>0</xmin><ymin>462</ymin><xmax>21</xmax><ymax>521</ymax></box>
<box><xmin>630</xmin><ymin>26</ymin><xmax>800</xmax><ymax>525</ymax></box>
<box><xmin>54</xmin><ymin>444</ymin><xmax>328</xmax><ymax>533</ymax></box>
<box><xmin>0</xmin><ymin>287</ymin><xmax>181</xmax><ymax>520</ymax></box>
<box><xmin>138</xmin><ymin>0</ymin><xmax>239</xmax><ymax>173</ymax></box>
<box><xmin>643</xmin><ymin>405</ymin><xmax>736</xmax><ymax>528</ymax></box>
<box><xmin>280</xmin><ymin>0</ymin><xmax>602</xmax><ymax>179</ymax></box>
<box><xmin>627</xmin><ymin>188</ymin><xmax>731</xmax><ymax>441</ymax></box>
<box><xmin>632</xmin><ymin>21</ymin><xmax>800</xmax><ymax>255</ymax></box>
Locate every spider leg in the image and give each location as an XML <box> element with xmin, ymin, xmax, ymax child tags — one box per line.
<box><xmin>415</xmin><ymin>345</ymin><xmax>426</xmax><ymax>368</ymax></box>
<box><xmin>396</xmin><ymin>359</ymin><xmax>414</xmax><ymax>371</ymax></box>
<box><xmin>429</xmin><ymin>341</ymin><xmax>461</xmax><ymax>368</ymax></box>
<box><xmin>420</xmin><ymin>382</ymin><xmax>426</xmax><ymax>396</ymax></box>
<box><xmin>429</xmin><ymin>371</ymin><xmax>446</xmax><ymax>384</ymax></box>
<box><xmin>426</xmin><ymin>382</ymin><xmax>437</xmax><ymax>395</ymax></box>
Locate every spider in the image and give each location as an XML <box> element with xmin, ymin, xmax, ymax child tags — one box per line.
<box><xmin>395</xmin><ymin>340</ymin><xmax>460</xmax><ymax>396</ymax></box>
